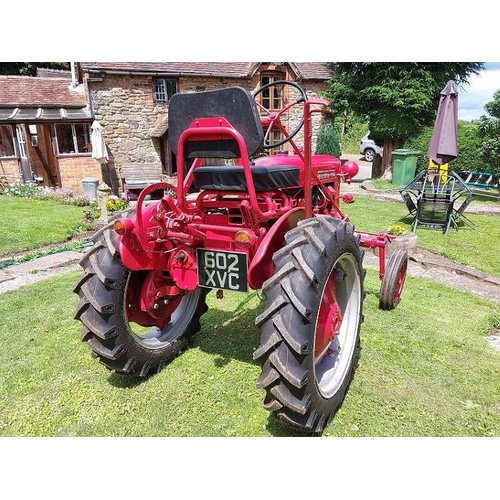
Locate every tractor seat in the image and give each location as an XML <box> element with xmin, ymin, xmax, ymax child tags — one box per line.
<box><xmin>193</xmin><ymin>165</ymin><xmax>300</xmax><ymax>192</ymax></box>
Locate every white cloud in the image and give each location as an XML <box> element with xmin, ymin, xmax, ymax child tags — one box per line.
<box><xmin>458</xmin><ymin>65</ymin><xmax>500</xmax><ymax>121</ymax></box>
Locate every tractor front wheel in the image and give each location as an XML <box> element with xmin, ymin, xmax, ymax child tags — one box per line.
<box><xmin>74</xmin><ymin>225</ymin><xmax>208</xmax><ymax>377</ymax></box>
<box><xmin>254</xmin><ymin>216</ymin><xmax>364</xmax><ymax>433</ymax></box>
<box><xmin>379</xmin><ymin>248</ymin><xmax>408</xmax><ymax>310</ymax></box>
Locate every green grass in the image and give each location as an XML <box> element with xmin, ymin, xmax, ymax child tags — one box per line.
<box><xmin>0</xmin><ymin>195</ymin><xmax>87</xmax><ymax>256</ymax></box>
<box><xmin>0</xmin><ymin>270</ymin><xmax>499</xmax><ymax>437</ymax></box>
<box><xmin>1</xmin><ymin>192</ymin><xmax>499</xmax><ymax>437</ymax></box>
<box><xmin>343</xmin><ymin>196</ymin><xmax>500</xmax><ymax>276</ymax></box>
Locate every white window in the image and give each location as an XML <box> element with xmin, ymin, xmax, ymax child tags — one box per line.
<box><xmin>55</xmin><ymin>123</ymin><xmax>91</xmax><ymax>155</ymax></box>
<box><xmin>154</xmin><ymin>79</ymin><xmax>177</xmax><ymax>102</ymax></box>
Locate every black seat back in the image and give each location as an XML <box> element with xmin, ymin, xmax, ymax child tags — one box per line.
<box><xmin>168</xmin><ymin>86</ymin><xmax>264</xmax><ymax>159</ymax></box>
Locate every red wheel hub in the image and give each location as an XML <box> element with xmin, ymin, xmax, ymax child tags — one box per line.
<box><xmin>315</xmin><ymin>274</ymin><xmax>343</xmax><ymax>362</ymax></box>
<box><xmin>126</xmin><ymin>271</ymin><xmax>182</xmax><ymax>328</ymax></box>
<box><xmin>393</xmin><ymin>260</ymin><xmax>408</xmax><ymax>303</ymax></box>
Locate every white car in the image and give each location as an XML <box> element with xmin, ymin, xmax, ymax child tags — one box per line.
<box><xmin>359</xmin><ymin>132</ymin><xmax>383</xmax><ymax>162</ymax></box>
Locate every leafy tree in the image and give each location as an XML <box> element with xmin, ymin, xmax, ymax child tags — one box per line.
<box><xmin>404</xmin><ymin>121</ymin><xmax>484</xmax><ymax>175</ymax></box>
<box><xmin>477</xmin><ymin>90</ymin><xmax>500</xmax><ymax>189</ymax></box>
<box><xmin>325</xmin><ymin>62</ymin><xmax>484</xmax><ymax>177</ymax></box>
<box><xmin>0</xmin><ymin>62</ymin><xmax>70</xmax><ymax>76</ymax></box>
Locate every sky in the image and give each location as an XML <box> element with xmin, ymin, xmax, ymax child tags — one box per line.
<box><xmin>457</xmin><ymin>62</ymin><xmax>500</xmax><ymax>121</ymax></box>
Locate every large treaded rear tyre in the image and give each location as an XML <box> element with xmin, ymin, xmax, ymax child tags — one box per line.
<box><xmin>73</xmin><ymin>225</ymin><xmax>208</xmax><ymax>377</ymax></box>
<box><xmin>253</xmin><ymin>216</ymin><xmax>364</xmax><ymax>433</ymax></box>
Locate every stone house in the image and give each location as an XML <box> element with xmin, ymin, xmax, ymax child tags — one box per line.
<box><xmin>1</xmin><ymin>62</ymin><xmax>334</xmax><ymax>195</ymax></box>
<box><xmin>81</xmin><ymin>62</ymin><xmax>334</xmax><ymax>195</ymax></box>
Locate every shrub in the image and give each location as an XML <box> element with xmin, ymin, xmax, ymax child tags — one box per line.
<box><xmin>403</xmin><ymin>121</ymin><xmax>484</xmax><ymax>174</ymax></box>
<box><xmin>1</xmin><ymin>182</ymin><xmax>95</xmax><ymax>207</ymax></box>
<box><xmin>315</xmin><ymin>124</ymin><xmax>342</xmax><ymax>157</ymax></box>
<box><xmin>36</xmin><ymin>186</ymin><xmax>94</xmax><ymax>206</ymax></box>
<box><xmin>340</xmin><ymin>116</ymin><xmax>369</xmax><ymax>155</ymax></box>
<box><xmin>105</xmin><ymin>197</ymin><xmax>128</xmax><ymax>213</ymax></box>
<box><xmin>387</xmin><ymin>224</ymin><xmax>408</xmax><ymax>236</ymax></box>
<box><xmin>2</xmin><ymin>181</ymin><xmax>40</xmax><ymax>198</ymax></box>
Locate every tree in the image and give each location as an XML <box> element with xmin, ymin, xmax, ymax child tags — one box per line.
<box><xmin>477</xmin><ymin>89</ymin><xmax>500</xmax><ymax>193</ymax></box>
<box><xmin>0</xmin><ymin>62</ymin><xmax>70</xmax><ymax>76</ymax></box>
<box><xmin>325</xmin><ymin>63</ymin><xmax>483</xmax><ymax>177</ymax></box>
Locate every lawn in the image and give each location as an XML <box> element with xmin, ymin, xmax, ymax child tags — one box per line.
<box><xmin>343</xmin><ymin>195</ymin><xmax>500</xmax><ymax>276</ymax></box>
<box><xmin>0</xmin><ymin>268</ymin><xmax>499</xmax><ymax>437</ymax></box>
<box><xmin>0</xmin><ymin>195</ymin><xmax>88</xmax><ymax>256</ymax></box>
<box><xmin>1</xmin><ymin>193</ymin><xmax>499</xmax><ymax>437</ymax></box>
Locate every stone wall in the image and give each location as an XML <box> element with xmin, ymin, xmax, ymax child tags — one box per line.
<box><xmin>86</xmin><ymin>69</ymin><xmax>331</xmax><ymax>194</ymax></box>
<box><xmin>88</xmin><ymin>74</ymin><xmax>169</xmax><ymax>167</ymax></box>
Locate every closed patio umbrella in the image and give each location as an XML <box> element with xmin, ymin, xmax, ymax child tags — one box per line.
<box><xmin>427</xmin><ymin>80</ymin><xmax>459</xmax><ymax>166</ymax></box>
<box><xmin>91</xmin><ymin>120</ymin><xmax>109</xmax><ymax>163</ymax></box>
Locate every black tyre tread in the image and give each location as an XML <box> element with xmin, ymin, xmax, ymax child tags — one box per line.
<box><xmin>73</xmin><ymin>226</ymin><xmax>208</xmax><ymax>377</ymax></box>
<box><xmin>254</xmin><ymin>216</ymin><xmax>364</xmax><ymax>433</ymax></box>
<box><xmin>379</xmin><ymin>248</ymin><xmax>408</xmax><ymax>310</ymax></box>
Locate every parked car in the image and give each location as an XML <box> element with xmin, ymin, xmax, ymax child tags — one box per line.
<box><xmin>359</xmin><ymin>132</ymin><xmax>383</xmax><ymax>162</ymax></box>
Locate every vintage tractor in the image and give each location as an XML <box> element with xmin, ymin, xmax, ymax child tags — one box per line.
<box><xmin>74</xmin><ymin>81</ymin><xmax>408</xmax><ymax>433</ymax></box>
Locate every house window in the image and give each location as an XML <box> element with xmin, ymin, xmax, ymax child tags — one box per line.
<box><xmin>154</xmin><ymin>79</ymin><xmax>177</xmax><ymax>102</ymax></box>
<box><xmin>0</xmin><ymin>125</ymin><xmax>16</xmax><ymax>157</ymax></box>
<box><xmin>260</xmin><ymin>73</ymin><xmax>285</xmax><ymax>111</ymax></box>
<box><xmin>55</xmin><ymin>123</ymin><xmax>91</xmax><ymax>155</ymax></box>
<box><xmin>260</xmin><ymin>73</ymin><xmax>286</xmax><ymax>148</ymax></box>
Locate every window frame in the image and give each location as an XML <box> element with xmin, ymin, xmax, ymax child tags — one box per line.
<box><xmin>259</xmin><ymin>72</ymin><xmax>286</xmax><ymax>149</ymax></box>
<box><xmin>0</xmin><ymin>124</ymin><xmax>17</xmax><ymax>158</ymax></box>
<box><xmin>54</xmin><ymin>122</ymin><xmax>92</xmax><ymax>156</ymax></box>
<box><xmin>153</xmin><ymin>78</ymin><xmax>178</xmax><ymax>103</ymax></box>
<box><xmin>259</xmin><ymin>72</ymin><xmax>285</xmax><ymax>112</ymax></box>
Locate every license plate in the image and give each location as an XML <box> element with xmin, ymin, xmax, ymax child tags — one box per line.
<box><xmin>197</xmin><ymin>249</ymin><xmax>248</xmax><ymax>293</ymax></box>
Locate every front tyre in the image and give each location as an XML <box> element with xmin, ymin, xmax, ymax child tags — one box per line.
<box><xmin>379</xmin><ymin>248</ymin><xmax>408</xmax><ymax>310</ymax></box>
<box><xmin>254</xmin><ymin>217</ymin><xmax>364</xmax><ymax>433</ymax></box>
<box><xmin>73</xmin><ymin>225</ymin><xmax>208</xmax><ymax>377</ymax></box>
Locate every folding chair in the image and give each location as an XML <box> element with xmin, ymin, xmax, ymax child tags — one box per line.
<box><xmin>412</xmin><ymin>190</ymin><xmax>455</xmax><ymax>235</ymax></box>
<box><xmin>397</xmin><ymin>190</ymin><xmax>418</xmax><ymax>222</ymax></box>
<box><xmin>452</xmin><ymin>192</ymin><xmax>476</xmax><ymax>229</ymax></box>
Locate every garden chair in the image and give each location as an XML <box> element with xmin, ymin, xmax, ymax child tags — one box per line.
<box><xmin>397</xmin><ymin>190</ymin><xmax>418</xmax><ymax>223</ymax></box>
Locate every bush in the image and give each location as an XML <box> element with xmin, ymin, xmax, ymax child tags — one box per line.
<box><xmin>36</xmin><ymin>186</ymin><xmax>94</xmax><ymax>206</ymax></box>
<box><xmin>340</xmin><ymin>117</ymin><xmax>369</xmax><ymax>155</ymax></box>
<box><xmin>2</xmin><ymin>181</ymin><xmax>39</xmax><ymax>198</ymax></box>
<box><xmin>403</xmin><ymin>121</ymin><xmax>484</xmax><ymax>174</ymax></box>
<box><xmin>1</xmin><ymin>182</ymin><xmax>95</xmax><ymax>206</ymax></box>
<box><xmin>315</xmin><ymin>124</ymin><xmax>342</xmax><ymax>157</ymax></box>
<box><xmin>105</xmin><ymin>197</ymin><xmax>128</xmax><ymax>213</ymax></box>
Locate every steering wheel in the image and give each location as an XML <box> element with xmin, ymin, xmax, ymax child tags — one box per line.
<box><xmin>253</xmin><ymin>80</ymin><xmax>308</xmax><ymax>149</ymax></box>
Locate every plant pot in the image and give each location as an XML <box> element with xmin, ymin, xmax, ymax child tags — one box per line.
<box><xmin>386</xmin><ymin>233</ymin><xmax>418</xmax><ymax>258</ymax></box>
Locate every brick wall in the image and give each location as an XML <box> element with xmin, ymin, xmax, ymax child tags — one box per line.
<box><xmin>0</xmin><ymin>158</ymin><xmax>22</xmax><ymax>184</ymax></box>
<box><xmin>58</xmin><ymin>156</ymin><xmax>103</xmax><ymax>193</ymax></box>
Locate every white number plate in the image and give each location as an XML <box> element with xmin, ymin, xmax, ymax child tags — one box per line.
<box><xmin>197</xmin><ymin>249</ymin><xmax>248</xmax><ymax>293</ymax></box>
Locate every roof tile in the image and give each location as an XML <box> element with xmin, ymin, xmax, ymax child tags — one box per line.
<box><xmin>80</xmin><ymin>62</ymin><xmax>334</xmax><ymax>80</ymax></box>
<box><xmin>0</xmin><ymin>75</ymin><xmax>87</xmax><ymax>107</ymax></box>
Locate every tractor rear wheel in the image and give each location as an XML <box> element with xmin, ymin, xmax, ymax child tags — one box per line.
<box><xmin>73</xmin><ymin>225</ymin><xmax>208</xmax><ymax>377</ymax></box>
<box><xmin>379</xmin><ymin>248</ymin><xmax>408</xmax><ymax>310</ymax></box>
<box><xmin>254</xmin><ymin>216</ymin><xmax>364</xmax><ymax>433</ymax></box>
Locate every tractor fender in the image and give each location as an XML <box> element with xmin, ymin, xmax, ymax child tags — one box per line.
<box><xmin>248</xmin><ymin>207</ymin><xmax>306</xmax><ymax>290</ymax></box>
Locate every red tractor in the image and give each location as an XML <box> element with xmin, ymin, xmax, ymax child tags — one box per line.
<box><xmin>74</xmin><ymin>81</ymin><xmax>408</xmax><ymax>433</ymax></box>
